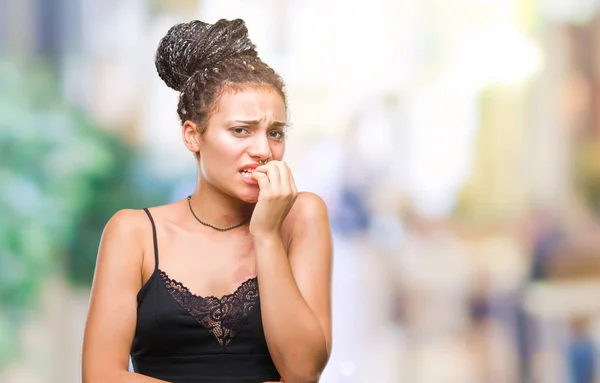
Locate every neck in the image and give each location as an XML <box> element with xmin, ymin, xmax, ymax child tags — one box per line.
<box><xmin>188</xmin><ymin>178</ymin><xmax>253</xmax><ymax>229</ymax></box>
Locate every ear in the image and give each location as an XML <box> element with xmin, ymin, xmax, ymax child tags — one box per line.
<box><xmin>182</xmin><ymin>120</ymin><xmax>201</xmax><ymax>153</ymax></box>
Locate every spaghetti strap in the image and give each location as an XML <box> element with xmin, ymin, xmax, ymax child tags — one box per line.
<box><xmin>143</xmin><ymin>208</ymin><xmax>159</xmax><ymax>271</ymax></box>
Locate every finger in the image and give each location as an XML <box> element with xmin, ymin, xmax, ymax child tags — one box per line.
<box><xmin>251</xmin><ymin>171</ymin><xmax>270</xmax><ymax>192</ymax></box>
<box><xmin>265</xmin><ymin>164</ymin><xmax>281</xmax><ymax>193</ymax></box>
<box><xmin>253</xmin><ymin>164</ymin><xmax>274</xmax><ymax>186</ymax></box>
<box><xmin>254</xmin><ymin>164</ymin><xmax>269</xmax><ymax>173</ymax></box>
<box><xmin>287</xmin><ymin>164</ymin><xmax>298</xmax><ymax>195</ymax></box>
<box><xmin>275</xmin><ymin>161</ymin><xmax>291</xmax><ymax>193</ymax></box>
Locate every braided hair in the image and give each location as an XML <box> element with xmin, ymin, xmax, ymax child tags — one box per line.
<box><xmin>155</xmin><ymin>19</ymin><xmax>286</xmax><ymax>132</ymax></box>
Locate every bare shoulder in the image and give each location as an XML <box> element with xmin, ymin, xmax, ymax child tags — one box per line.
<box><xmin>89</xmin><ymin>209</ymin><xmax>153</xmax><ymax>304</ymax></box>
<box><xmin>99</xmin><ymin>202</ymin><xmax>184</xmax><ymax>258</ymax></box>
<box><xmin>289</xmin><ymin>192</ymin><xmax>330</xmax><ymax>222</ymax></box>
<box><xmin>284</xmin><ymin>192</ymin><xmax>331</xmax><ymax>244</ymax></box>
<box><xmin>96</xmin><ymin>208</ymin><xmax>153</xmax><ymax>270</ymax></box>
<box><xmin>102</xmin><ymin>208</ymin><xmax>149</xmax><ymax>240</ymax></box>
<box><xmin>104</xmin><ymin>200</ymin><xmax>181</xmax><ymax>235</ymax></box>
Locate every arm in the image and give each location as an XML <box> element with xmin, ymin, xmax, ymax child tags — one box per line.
<box><xmin>82</xmin><ymin>209</ymin><xmax>170</xmax><ymax>383</ymax></box>
<box><xmin>254</xmin><ymin>192</ymin><xmax>333</xmax><ymax>383</ymax></box>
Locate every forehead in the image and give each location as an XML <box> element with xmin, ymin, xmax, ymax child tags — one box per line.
<box><xmin>212</xmin><ymin>87</ymin><xmax>286</xmax><ymax>122</ymax></box>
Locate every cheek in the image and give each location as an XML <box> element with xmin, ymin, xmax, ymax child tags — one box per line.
<box><xmin>271</xmin><ymin>143</ymin><xmax>286</xmax><ymax>160</ymax></box>
<box><xmin>201</xmin><ymin>141</ymin><xmax>238</xmax><ymax>173</ymax></box>
<box><xmin>206</xmin><ymin>140</ymin><xmax>237</xmax><ymax>160</ymax></box>
<box><xmin>199</xmin><ymin>155</ymin><xmax>232</xmax><ymax>186</ymax></box>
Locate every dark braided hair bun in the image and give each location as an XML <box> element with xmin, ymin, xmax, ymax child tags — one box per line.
<box><xmin>154</xmin><ymin>18</ymin><xmax>285</xmax><ymax>128</ymax></box>
<box><xmin>155</xmin><ymin>19</ymin><xmax>258</xmax><ymax>92</ymax></box>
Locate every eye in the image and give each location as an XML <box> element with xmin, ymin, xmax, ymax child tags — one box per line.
<box><xmin>232</xmin><ymin>127</ymin><xmax>250</xmax><ymax>136</ymax></box>
<box><xmin>269</xmin><ymin>130</ymin><xmax>285</xmax><ymax>140</ymax></box>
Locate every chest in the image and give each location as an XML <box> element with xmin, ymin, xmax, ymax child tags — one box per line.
<box><xmin>162</xmin><ymin>236</ymin><xmax>255</xmax><ymax>294</ymax></box>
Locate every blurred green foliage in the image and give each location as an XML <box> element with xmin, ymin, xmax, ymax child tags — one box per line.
<box><xmin>0</xmin><ymin>58</ymin><xmax>168</xmax><ymax>368</ymax></box>
<box><xmin>66</xmin><ymin>144</ymin><xmax>170</xmax><ymax>286</ymax></box>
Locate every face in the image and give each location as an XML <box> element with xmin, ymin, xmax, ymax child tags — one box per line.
<box><xmin>183</xmin><ymin>87</ymin><xmax>287</xmax><ymax>203</ymax></box>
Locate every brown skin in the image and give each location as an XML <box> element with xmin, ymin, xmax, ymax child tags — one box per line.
<box><xmin>82</xmin><ymin>87</ymin><xmax>333</xmax><ymax>383</ymax></box>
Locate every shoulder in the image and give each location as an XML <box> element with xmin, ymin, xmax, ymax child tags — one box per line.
<box><xmin>103</xmin><ymin>208</ymin><xmax>150</xmax><ymax>239</ymax></box>
<box><xmin>285</xmin><ymin>192</ymin><xmax>331</xmax><ymax>238</ymax></box>
<box><xmin>99</xmin><ymin>208</ymin><xmax>158</xmax><ymax>261</ymax></box>
<box><xmin>103</xmin><ymin>201</ymin><xmax>181</xmax><ymax>234</ymax></box>
<box><xmin>294</xmin><ymin>192</ymin><xmax>329</xmax><ymax>214</ymax></box>
<box><xmin>285</xmin><ymin>193</ymin><xmax>333</xmax><ymax>270</ymax></box>
<box><xmin>95</xmin><ymin>208</ymin><xmax>154</xmax><ymax>277</ymax></box>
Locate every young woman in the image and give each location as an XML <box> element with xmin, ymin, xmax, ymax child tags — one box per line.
<box><xmin>82</xmin><ymin>19</ymin><xmax>333</xmax><ymax>383</ymax></box>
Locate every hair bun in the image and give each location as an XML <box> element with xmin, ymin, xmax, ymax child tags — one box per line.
<box><xmin>155</xmin><ymin>19</ymin><xmax>258</xmax><ymax>91</ymax></box>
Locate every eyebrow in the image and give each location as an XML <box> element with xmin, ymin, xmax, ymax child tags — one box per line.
<box><xmin>230</xmin><ymin>119</ymin><xmax>287</xmax><ymax>127</ymax></box>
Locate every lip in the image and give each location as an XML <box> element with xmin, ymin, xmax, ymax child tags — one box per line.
<box><xmin>239</xmin><ymin>163</ymin><xmax>260</xmax><ymax>185</ymax></box>
<box><xmin>239</xmin><ymin>163</ymin><xmax>260</xmax><ymax>172</ymax></box>
<box><xmin>240</xmin><ymin>174</ymin><xmax>259</xmax><ymax>185</ymax></box>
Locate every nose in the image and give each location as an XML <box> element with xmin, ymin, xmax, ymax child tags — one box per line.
<box><xmin>247</xmin><ymin>133</ymin><xmax>272</xmax><ymax>162</ymax></box>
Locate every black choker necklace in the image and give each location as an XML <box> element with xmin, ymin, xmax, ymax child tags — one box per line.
<box><xmin>186</xmin><ymin>195</ymin><xmax>249</xmax><ymax>232</ymax></box>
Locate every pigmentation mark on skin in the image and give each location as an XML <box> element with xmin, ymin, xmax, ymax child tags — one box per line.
<box><xmin>238</xmin><ymin>239</ymin><xmax>254</xmax><ymax>257</ymax></box>
<box><xmin>221</xmin><ymin>214</ymin><xmax>237</xmax><ymax>226</ymax></box>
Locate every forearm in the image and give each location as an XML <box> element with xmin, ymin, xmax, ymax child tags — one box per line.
<box><xmin>254</xmin><ymin>234</ymin><xmax>329</xmax><ymax>383</ymax></box>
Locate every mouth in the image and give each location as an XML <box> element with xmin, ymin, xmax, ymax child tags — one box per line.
<box><xmin>239</xmin><ymin>169</ymin><xmax>258</xmax><ymax>185</ymax></box>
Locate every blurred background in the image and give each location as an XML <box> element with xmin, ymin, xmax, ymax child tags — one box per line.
<box><xmin>3</xmin><ymin>0</ymin><xmax>600</xmax><ymax>382</ymax></box>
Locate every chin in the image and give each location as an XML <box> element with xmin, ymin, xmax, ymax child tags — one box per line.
<box><xmin>236</xmin><ymin>188</ymin><xmax>259</xmax><ymax>204</ymax></box>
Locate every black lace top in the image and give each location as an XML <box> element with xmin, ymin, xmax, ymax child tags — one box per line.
<box><xmin>130</xmin><ymin>208</ymin><xmax>280</xmax><ymax>383</ymax></box>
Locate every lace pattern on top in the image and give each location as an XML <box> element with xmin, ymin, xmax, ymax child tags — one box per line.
<box><xmin>159</xmin><ymin>270</ymin><xmax>259</xmax><ymax>347</ymax></box>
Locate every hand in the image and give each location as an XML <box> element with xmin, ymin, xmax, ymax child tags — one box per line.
<box><xmin>250</xmin><ymin>160</ymin><xmax>298</xmax><ymax>237</ymax></box>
